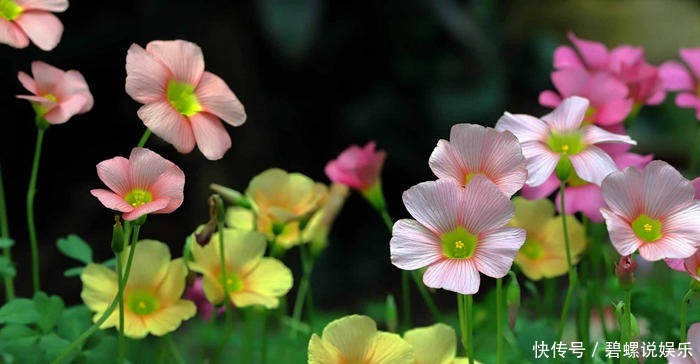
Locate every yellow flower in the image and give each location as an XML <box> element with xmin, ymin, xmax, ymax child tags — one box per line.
<box><xmin>302</xmin><ymin>183</ymin><xmax>349</xmax><ymax>255</ymax></box>
<box><xmin>308</xmin><ymin>315</ymin><xmax>414</xmax><ymax>364</ymax></box>
<box><xmin>188</xmin><ymin>228</ymin><xmax>293</xmax><ymax>308</ymax></box>
<box><xmin>510</xmin><ymin>197</ymin><xmax>587</xmax><ymax>280</ymax></box>
<box><xmin>246</xmin><ymin>168</ymin><xmax>327</xmax><ymax>249</ymax></box>
<box><xmin>403</xmin><ymin>323</ymin><xmax>478</xmax><ymax>364</ymax></box>
<box><xmin>80</xmin><ymin>240</ymin><xmax>196</xmax><ymax>339</ymax></box>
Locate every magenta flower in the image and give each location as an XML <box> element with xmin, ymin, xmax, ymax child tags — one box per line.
<box><xmin>390</xmin><ymin>177</ymin><xmax>525</xmax><ymax>295</ymax></box>
<box><xmin>660</xmin><ymin>48</ymin><xmax>700</xmax><ymax>120</ymax></box>
<box><xmin>325</xmin><ymin>141</ymin><xmax>386</xmax><ymax>191</ymax></box>
<box><xmin>428</xmin><ymin>123</ymin><xmax>526</xmax><ymax>197</ymax></box>
<box><xmin>184</xmin><ymin>277</ymin><xmax>224</xmax><ymax>320</ymax></box>
<box><xmin>600</xmin><ymin>160</ymin><xmax>700</xmax><ymax>261</ymax></box>
<box><xmin>0</xmin><ymin>0</ymin><xmax>67</xmax><ymax>51</ymax></box>
<box><xmin>90</xmin><ymin>148</ymin><xmax>185</xmax><ymax>221</ymax></box>
<box><xmin>17</xmin><ymin>61</ymin><xmax>93</xmax><ymax>124</ymax></box>
<box><xmin>553</xmin><ymin>32</ymin><xmax>644</xmax><ymax>72</ymax></box>
<box><xmin>615</xmin><ymin>59</ymin><xmax>665</xmax><ymax>106</ymax></box>
<box><xmin>495</xmin><ymin>96</ymin><xmax>635</xmax><ymax>187</ymax></box>
<box><xmin>126</xmin><ymin>40</ymin><xmax>247</xmax><ymax>160</ymax></box>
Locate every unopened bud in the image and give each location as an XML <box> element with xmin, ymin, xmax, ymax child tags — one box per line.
<box><xmin>111</xmin><ymin>216</ymin><xmax>125</xmax><ymax>253</ymax></box>
<box><xmin>555</xmin><ymin>154</ymin><xmax>572</xmax><ymax>181</ymax></box>
<box><xmin>195</xmin><ymin>196</ymin><xmax>221</xmax><ymax>246</ymax></box>
<box><xmin>616</xmin><ymin>255</ymin><xmax>637</xmax><ymax>291</ymax></box>
<box><xmin>210</xmin><ymin>184</ymin><xmax>251</xmax><ymax>208</ymax></box>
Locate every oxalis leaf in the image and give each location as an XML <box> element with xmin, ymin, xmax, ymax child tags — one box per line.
<box><xmin>0</xmin><ymin>299</ymin><xmax>40</xmax><ymax>325</ymax></box>
<box><xmin>34</xmin><ymin>292</ymin><xmax>65</xmax><ymax>333</ymax></box>
<box><xmin>0</xmin><ymin>237</ymin><xmax>14</xmax><ymax>248</ymax></box>
<box><xmin>56</xmin><ymin>235</ymin><xmax>92</xmax><ymax>264</ymax></box>
<box><xmin>0</xmin><ymin>256</ymin><xmax>16</xmax><ymax>278</ymax></box>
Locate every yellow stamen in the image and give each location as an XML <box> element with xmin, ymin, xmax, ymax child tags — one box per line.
<box><xmin>643</xmin><ymin>223</ymin><xmax>652</xmax><ymax>232</ymax></box>
<box><xmin>138</xmin><ymin>301</ymin><xmax>146</xmax><ymax>310</ymax></box>
<box><xmin>561</xmin><ymin>145</ymin><xmax>569</xmax><ymax>152</ymax></box>
<box><xmin>455</xmin><ymin>241</ymin><xmax>464</xmax><ymax>249</ymax></box>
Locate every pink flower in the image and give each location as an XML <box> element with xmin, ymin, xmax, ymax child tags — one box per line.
<box><xmin>660</xmin><ymin>48</ymin><xmax>700</xmax><ymax>120</ymax></box>
<box><xmin>553</xmin><ymin>32</ymin><xmax>644</xmax><ymax>73</ymax></box>
<box><xmin>521</xmin><ymin>145</ymin><xmax>652</xmax><ymax>222</ymax></box>
<box><xmin>184</xmin><ymin>277</ymin><xmax>224</xmax><ymax>320</ymax></box>
<box><xmin>125</xmin><ymin>40</ymin><xmax>246</xmax><ymax>160</ymax></box>
<box><xmin>495</xmin><ymin>96</ymin><xmax>635</xmax><ymax>187</ymax></box>
<box><xmin>324</xmin><ymin>141</ymin><xmax>386</xmax><ymax>191</ymax></box>
<box><xmin>0</xmin><ymin>0</ymin><xmax>67</xmax><ymax>51</ymax></box>
<box><xmin>90</xmin><ymin>148</ymin><xmax>185</xmax><ymax>221</ymax></box>
<box><xmin>390</xmin><ymin>177</ymin><xmax>525</xmax><ymax>295</ymax></box>
<box><xmin>600</xmin><ymin>160</ymin><xmax>700</xmax><ymax>261</ymax></box>
<box><xmin>16</xmin><ymin>61</ymin><xmax>93</xmax><ymax>124</ymax></box>
<box><xmin>615</xmin><ymin>59</ymin><xmax>665</xmax><ymax>106</ymax></box>
<box><xmin>428</xmin><ymin>123</ymin><xmax>527</xmax><ymax>197</ymax></box>
<box><xmin>668</xmin><ymin>323</ymin><xmax>700</xmax><ymax>363</ymax></box>
<box><xmin>666</xmin><ymin>249</ymin><xmax>700</xmax><ymax>281</ymax></box>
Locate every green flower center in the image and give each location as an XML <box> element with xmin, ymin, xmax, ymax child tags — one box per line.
<box><xmin>127</xmin><ymin>291</ymin><xmax>159</xmax><ymax>315</ymax></box>
<box><xmin>167</xmin><ymin>79</ymin><xmax>202</xmax><ymax>116</ymax></box>
<box><xmin>0</xmin><ymin>0</ymin><xmax>22</xmax><ymax>21</ymax></box>
<box><xmin>464</xmin><ymin>172</ymin><xmax>484</xmax><ymax>186</ymax></box>
<box><xmin>547</xmin><ymin>131</ymin><xmax>586</xmax><ymax>155</ymax></box>
<box><xmin>631</xmin><ymin>214</ymin><xmax>662</xmax><ymax>242</ymax></box>
<box><xmin>124</xmin><ymin>189</ymin><xmax>153</xmax><ymax>207</ymax></box>
<box><xmin>30</xmin><ymin>93</ymin><xmax>58</xmax><ymax>116</ymax></box>
<box><xmin>440</xmin><ymin>226</ymin><xmax>478</xmax><ymax>259</ymax></box>
<box><xmin>520</xmin><ymin>239</ymin><xmax>543</xmax><ymax>259</ymax></box>
<box><xmin>218</xmin><ymin>272</ymin><xmax>244</xmax><ymax>292</ymax></box>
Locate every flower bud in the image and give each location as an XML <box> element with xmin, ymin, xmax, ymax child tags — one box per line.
<box><xmin>210</xmin><ymin>183</ymin><xmax>251</xmax><ymax>208</ymax></box>
<box><xmin>616</xmin><ymin>255</ymin><xmax>637</xmax><ymax>291</ymax></box>
<box><xmin>111</xmin><ymin>216</ymin><xmax>125</xmax><ymax>253</ymax></box>
<box><xmin>555</xmin><ymin>154</ymin><xmax>573</xmax><ymax>181</ymax></box>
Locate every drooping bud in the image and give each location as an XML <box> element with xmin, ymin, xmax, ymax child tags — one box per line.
<box><xmin>385</xmin><ymin>294</ymin><xmax>398</xmax><ymax>333</ymax></box>
<box><xmin>195</xmin><ymin>196</ymin><xmax>219</xmax><ymax>246</ymax></box>
<box><xmin>210</xmin><ymin>184</ymin><xmax>251</xmax><ymax>208</ymax></box>
<box><xmin>111</xmin><ymin>216</ymin><xmax>125</xmax><ymax>253</ymax></box>
<box><xmin>616</xmin><ymin>255</ymin><xmax>637</xmax><ymax>291</ymax></box>
<box><xmin>506</xmin><ymin>271</ymin><xmax>521</xmax><ymax>330</ymax></box>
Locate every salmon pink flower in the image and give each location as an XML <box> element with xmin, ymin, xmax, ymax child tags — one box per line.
<box><xmin>126</xmin><ymin>40</ymin><xmax>246</xmax><ymax>160</ymax></box>
<box><xmin>390</xmin><ymin>177</ymin><xmax>525</xmax><ymax>295</ymax></box>
<box><xmin>325</xmin><ymin>141</ymin><xmax>386</xmax><ymax>191</ymax></box>
<box><xmin>90</xmin><ymin>148</ymin><xmax>185</xmax><ymax>221</ymax></box>
<box><xmin>0</xmin><ymin>0</ymin><xmax>67</xmax><ymax>51</ymax></box>
<box><xmin>428</xmin><ymin>123</ymin><xmax>527</xmax><ymax>197</ymax></box>
<box><xmin>660</xmin><ymin>48</ymin><xmax>700</xmax><ymax>120</ymax></box>
<box><xmin>496</xmin><ymin>96</ymin><xmax>635</xmax><ymax>187</ymax></box>
<box><xmin>600</xmin><ymin>160</ymin><xmax>700</xmax><ymax>261</ymax></box>
<box><xmin>17</xmin><ymin>61</ymin><xmax>93</xmax><ymax>124</ymax></box>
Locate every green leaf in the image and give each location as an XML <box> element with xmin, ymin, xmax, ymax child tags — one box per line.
<box><xmin>0</xmin><ymin>324</ymin><xmax>37</xmax><ymax>340</ymax></box>
<box><xmin>0</xmin><ymin>299</ymin><xmax>40</xmax><ymax>325</ymax></box>
<box><xmin>1</xmin><ymin>337</ymin><xmax>41</xmax><ymax>364</ymax></box>
<box><xmin>0</xmin><ymin>256</ymin><xmax>15</xmax><ymax>278</ymax></box>
<box><xmin>0</xmin><ymin>238</ymin><xmax>14</xmax><ymax>248</ymax></box>
<box><xmin>56</xmin><ymin>234</ymin><xmax>92</xmax><ymax>264</ymax></box>
<box><xmin>83</xmin><ymin>335</ymin><xmax>117</xmax><ymax>364</ymax></box>
<box><xmin>56</xmin><ymin>306</ymin><xmax>91</xmax><ymax>342</ymax></box>
<box><xmin>34</xmin><ymin>292</ymin><xmax>65</xmax><ymax>333</ymax></box>
<box><xmin>39</xmin><ymin>333</ymin><xmax>73</xmax><ymax>363</ymax></box>
<box><xmin>63</xmin><ymin>266</ymin><xmax>84</xmax><ymax>277</ymax></box>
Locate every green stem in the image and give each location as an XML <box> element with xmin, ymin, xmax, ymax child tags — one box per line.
<box><xmin>379</xmin><ymin>208</ymin><xmax>393</xmax><ymax>232</ymax></box>
<box><xmin>137</xmin><ymin>129</ymin><xmax>152</xmax><ymax>148</ymax></box>
<box><xmin>0</xmin><ymin>164</ymin><xmax>15</xmax><ymax>300</ymax></box>
<box><xmin>26</xmin><ymin>128</ymin><xmax>45</xmax><ymax>294</ymax></box>
<box><xmin>466</xmin><ymin>294</ymin><xmax>474</xmax><ymax>364</ymax></box>
<box><xmin>50</xmin><ymin>225</ymin><xmax>141</xmax><ymax>364</ymax></box>
<box><xmin>401</xmin><ymin>270</ymin><xmax>411</xmax><ymax>329</ymax></box>
<box><xmin>621</xmin><ymin>290</ymin><xmax>632</xmax><ymax>364</ymax></box>
<box><xmin>290</xmin><ymin>244</ymin><xmax>315</xmax><ymax>337</ymax></box>
<box><xmin>165</xmin><ymin>335</ymin><xmax>186</xmax><ymax>364</ymax></box>
<box><xmin>409</xmin><ymin>270</ymin><xmax>442</xmax><ymax>322</ymax></box>
<box><xmin>116</xmin><ymin>252</ymin><xmax>125</xmax><ymax>364</ymax></box>
<box><xmin>496</xmin><ymin>278</ymin><xmax>503</xmax><ymax>364</ymax></box>
<box><xmin>557</xmin><ymin>180</ymin><xmax>576</xmax><ymax>341</ymax></box>
<box><xmin>681</xmin><ymin>288</ymin><xmax>693</xmax><ymax>342</ymax></box>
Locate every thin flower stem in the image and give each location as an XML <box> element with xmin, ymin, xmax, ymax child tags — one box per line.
<box><xmin>116</xmin><ymin>252</ymin><xmax>126</xmax><ymax>364</ymax></box>
<box><xmin>50</xmin><ymin>225</ymin><xmax>141</xmax><ymax>364</ymax></box>
<box><xmin>465</xmin><ymin>294</ymin><xmax>474</xmax><ymax>364</ymax></box>
<box><xmin>137</xmin><ymin>129</ymin><xmax>152</xmax><ymax>148</ymax></box>
<box><xmin>165</xmin><ymin>335</ymin><xmax>186</xmax><ymax>364</ymax></box>
<box><xmin>496</xmin><ymin>278</ymin><xmax>503</xmax><ymax>364</ymax></box>
<box><xmin>681</xmin><ymin>288</ymin><xmax>694</xmax><ymax>342</ymax></box>
<box><xmin>457</xmin><ymin>294</ymin><xmax>466</xmax><ymax>352</ymax></box>
<box><xmin>557</xmin><ymin>180</ymin><xmax>577</xmax><ymax>341</ymax></box>
<box><xmin>26</xmin><ymin>128</ymin><xmax>45</xmax><ymax>293</ymax></box>
<box><xmin>409</xmin><ymin>270</ymin><xmax>442</xmax><ymax>322</ymax></box>
<box><xmin>291</xmin><ymin>243</ymin><xmax>315</xmax><ymax>337</ymax></box>
<box><xmin>379</xmin><ymin>208</ymin><xmax>393</xmax><ymax>232</ymax></box>
<box><xmin>0</xmin><ymin>165</ymin><xmax>15</xmax><ymax>300</ymax></box>
<box><xmin>621</xmin><ymin>290</ymin><xmax>632</xmax><ymax>364</ymax></box>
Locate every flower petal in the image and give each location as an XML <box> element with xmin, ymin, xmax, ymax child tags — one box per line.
<box><xmin>557</xmin><ymin>184</ymin><xmax>605</xmax><ymax>222</ymax></box>
<box><xmin>429</xmin><ymin>140</ymin><xmax>464</xmax><ymax>184</ymax></box>
<box><xmin>95</xmin><ymin>155</ymin><xmax>130</xmax><ymax>195</ymax></box>
<box><xmin>16</xmin><ymin>0</ymin><xmax>68</xmax><ymax>12</ymax></box>
<box><xmin>321</xmin><ymin>315</ymin><xmax>377</xmax><ymax>362</ymax></box>
<box><xmin>553</xmin><ymin>45</ymin><xmax>584</xmax><ymax>69</ymax></box>
<box><xmin>236</xmin><ymin>258</ymin><xmax>292</xmax><ymax>309</ymax></box>
<box><xmin>189</xmin><ymin>112</ymin><xmax>232</xmax><ymax>160</ymax></box>
<box><xmin>308</xmin><ymin>334</ymin><xmax>344</xmax><ymax>364</ymax></box>
<box><xmin>80</xmin><ymin>263</ymin><xmax>117</xmax><ymax>312</ymax></box>
<box><xmin>43</xmin><ymin>94</ymin><xmax>90</xmax><ymax>124</ymax></box>
<box><xmin>600</xmin><ymin>207</ymin><xmax>642</xmax><ymax>256</ymax></box>
<box><xmin>582</xmin><ymin>125</ymin><xmax>636</xmax><ymax>146</ymax></box>
<box><xmin>0</xmin><ymin>19</ymin><xmax>28</xmax><ymax>49</ymax></box>
<box><xmin>551</xmin><ymin>68</ymin><xmax>588</xmax><ymax>98</ymax></box>
<box><xmin>125</xmin><ymin>43</ymin><xmax>171</xmax><ymax>104</ymax></box>
<box><xmin>638</xmin><ymin>236</ymin><xmax>697</xmax><ymax>261</ymax></box>
<box><xmin>538</xmin><ymin>90</ymin><xmax>562</xmax><ymax>108</ymax></box>
<box><xmin>601</xmin><ymin>166</ymin><xmax>643</xmax><ymax>217</ymax></box>
<box><xmin>31</xmin><ymin>60</ymin><xmax>63</xmax><ymax>93</ymax></box>
<box><xmin>143</xmin><ymin>300</ymin><xmax>196</xmax><ymax>336</ymax></box>
<box><xmin>659</xmin><ymin>61</ymin><xmax>694</xmax><ymax>91</ymax></box>
<box><xmin>403</xmin><ymin>323</ymin><xmax>456</xmax><ymax>364</ymax></box>
<box><xmin>495</xmin><ymin>112</ymin><xmax>549</xmax><ymax>143</ymax></box>
<box><xmin>461</xmin><ymin>175</ymin><xmax>515</xmax><ymax>233</ymax></box>
<box><xmin>520</xmin><ymin>174</ymin><xmax>558</xmax><ymax>200</ymax></box>
<box><xmin>14</xmin><ymin>11</ymin><xmax>63</xmax><ymax>51</ymax></box>
<box><xmin>511</xmin><ymin>197</ymin><xmax>555</xmax><ymax>232</ymax></box>
<box><xmin>128</xmin><ymin>147</ymin><xmax>176</xmax><ymax>189</ymax></box>
<box><xmin>568</xmin><ymin>146</ymin><xmax>618</xmax><ymax>186</ymax></box>
<box><xmin>541</xmin><ymin>96</ymin><xmax>589</xmax><ymax>132</ymax></box>
<box><xmin>402</xmin><ymin>179</ymin><xmax>461</xmax><ymax>235</ymax></box>
<box><xmin>146</xmin><ymin>40</ymin><xmax>205</xmax><ymax>85</ymax></box>
<box><xmin>124</xmin><ymin>240</ymin><xmax>171</xmax><ymax>288</ymax></box>
<box><xmin>390</xmin><ymin>219</ymin><xmax>443</xmax><ymax>270</ymax></box>
<box><xmin>137</xmin><ymin>101</ymin><xmax>196</xmax><ymax>154</ymax></box>
<box><xmin>365</xmin><ymin>332</ymin><xmax>414</xmax><ymax>364</ymax></box>
<box><xmin>594</xmin><ymin>98</ymin><xmax>634</xmax><ymax>125</ymax></box>
<box><xmin>90</xmin><ymin>189</ymin><xmax>132</xmax><ymax>213</ymax></box>
<box><xmin>642</xmin><ymin>160</ymin><xmax>695</xmax><ymax>217</ymax></box>
<box><xmin>195</xmin><ymin>71</ymin><xmax>246</xmax><ymax>127</ymax></box>
<box><xmin>680</xmin><ymin>48</ymin><xmax>700</xmax><ymax>80</ymax></box>
<box><xmin>568</xmin><ymin>32</ymin><xmax>608</xmax><ymax>70</ymax></box>
<box><xmin>156</xmin><ymin>259</ymin><xmax>188</xmax><ymax>303</ymax></box>
<box><xmin>423</xmin><ymin>259</ymin><xmax>480</xmax><ymax>295</ymax></box>
<box><xmin>122</xmin><ymin>197</ymin><xmax>169</xmax><ymax>221</ymax></box>
<box><xmin>148</xmin><ymin>164</ymin><xmax>185</xmax><ymax>214</ymax></box>
<box><xmin>473</xmin><ymin>227</ymin><xmax>525</xmax><ymax>278</ymax></box>
<box><xmin>17</xmin><ymin>71</ymin><xmax>36</xmax><ymax>94</ymax></box>
<box><xmin>521</xmin><ymin>142</ymin><xmax>558</xmax><ymax>187</ymax></box>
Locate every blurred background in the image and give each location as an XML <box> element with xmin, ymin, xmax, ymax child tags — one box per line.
<box><xmin>1</xmin><ymin>0</ymin><xmax>700</xmax><ymax>316</ymax></box>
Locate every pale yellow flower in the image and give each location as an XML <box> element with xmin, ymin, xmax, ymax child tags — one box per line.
<box><xmin>510</xmin><ymin>197</ymin><xmax>587</xmax><ymax>280</ymax></box>
<box><xmin>404</xmin><ymin>323</ymin><xmax>478</xmax><ymax>364</ymax></box>
<box><xmin>246</xmin><ymin>168</ymin><xmax>327</xmax><ymax>249</ymax></box>
<box><xmin>80</xmin><ymin>240</ymin><xmax>196</xmax><ymax>339</ymax></box>
<box><xmin>188</xmin><ymin>228</ymin><xmax>293</xmax><ymax>308</ymax></box>
<box><xmin>302</xmin><ymin>183</ymin><xmax>349</xmax><ymax>254</ymax></box>
<box><xmin>308</xmin><ymin>315</ymin><xmax>414</xmax><ymax>364</ymax></box>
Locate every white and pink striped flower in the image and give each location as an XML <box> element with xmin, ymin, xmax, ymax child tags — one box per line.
<box><xmin>495</xmin><ymin>96</ymin><xmax>635</xmax><ymax>187</ymax></box>
<box><xmin>90</xmin><ymin>148</ymin><xmax>185</xmax><ymax>221</ymax></box>
<box><xmin>125</xmin><ymin>40</ymin><xmax>246</xmax><ymax>160</ymax></box>
<box><xmin>390</xmin><ymin>177</ymin><xmax>525</xmax><ymax>295</ymax></box>
<box><xmin>428</xmin><ymin>123</ymin><xmax>527</xmax><ymax>197</ymax></box>
<box><xmin>601</xmin><ymin>160</ymin><xmax>700</xmax><ymax>261</ymax></box>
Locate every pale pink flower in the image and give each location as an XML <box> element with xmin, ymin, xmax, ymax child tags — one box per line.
<box><xmin>660</xmin><ymin>48</ymin><xmax>700</xmax><ymax>120</ymax></box>
<box><xmin>428</xmin><ymin>123</ymin><xmax>527</xmax><ymax>197</ymax></box>
<box><xmin>125</xmin><ymin>40</ymin><xmax>246</xmax><ymax>160</ymax></box>
<box><xmin>600</xmin><ymin>160</ymin><xmax>700</xmax><ymax>261</ymax></box>
<box><xmin>325</xmin><ymin>141</ymin><xmax>386</xmax><ymax>191</ymax></box>
<box><xmin>668</xmin><ymin>323</ymin><xmax>700</xmax><ymax>363</ymax></box>
<box><xmin>90</xmin><ymin>148</ymin><xmax>185</xmax><ymax>221</ymax></box>
<box><xmin>17</xmin><ymin>61</ymin><xmax>93</xmax><ymax>124</ymax></box>
<box><xmin>666</xmin><ymin>249</ymin><xmax>700</xmax><ymax>281</ymax></box>
<box><xmin>495</xmin><ymin>96</ymin><xmax>635</xmax><ymax>187</ymax></box>
<box><xmin>521</xmin><ymin>144</ymin><xmax>652</xmax><ymax>222</ymax></box>
<box><xmin>0</xmin><ymin>0</ymin><xmax>67</xmax><ymax>51</ymax></box>
<box><xmin>390</xmin><ymin>177</ymin><xmax>525</xmax><ymax>295</ymax></box>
